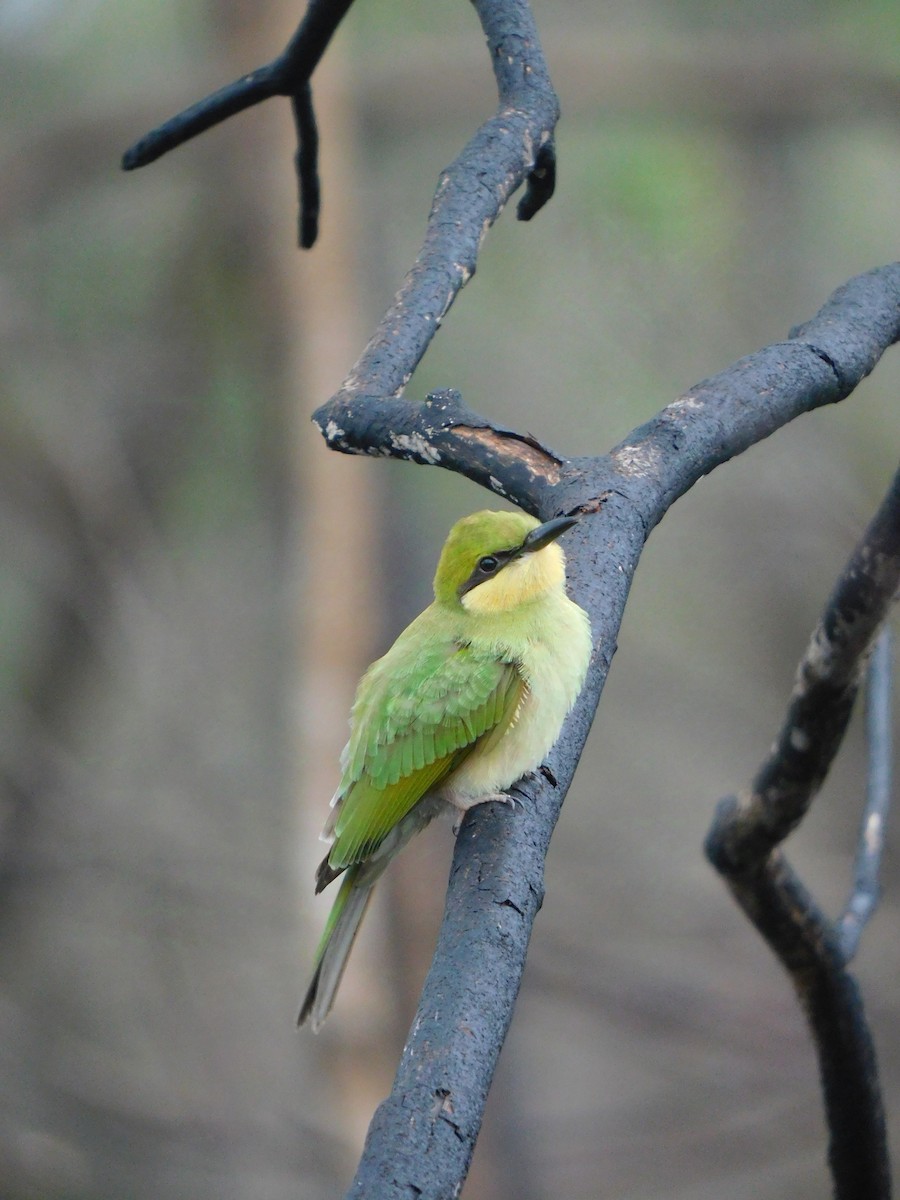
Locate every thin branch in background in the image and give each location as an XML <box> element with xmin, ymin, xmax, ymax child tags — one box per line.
<box><xmin>840</xmin><ymin>625</ymin><xmax>893</xmax><ymax>962</ymax></box>
<box><xmin>292</xmin><ymin>83</ymin><xmax>321</xmax><ymax>249</ymax></box>
<box><xmin>708</xmin><ymin>463</ymin><xmax>900</xmax><ymax>871</ymax></box>
<box><xmin>121</xmin><ymin>0</ymin><xmax>355</xmax><ymax>247</ymax></box>
<box><xmin>706</xmin><ymin>465</ymin><xmax>900</xmax><ymax>1200</ymax></box>
<box><xmin>121</xmin><ymin>68</ymin><xmax>281</xmax><ymax>169</ymax></box>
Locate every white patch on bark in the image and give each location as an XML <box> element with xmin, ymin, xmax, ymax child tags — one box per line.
<box><xmin>390</xmin><ymin>432</ymin><xmax>441</xmax><ymax>463</ymax></box>
<box><xmin>666</xmin><ymin>394</ymin><xmax>704</xmax><ymax>412</ymax></box>
<box><xmin>789</xmin><ymin>727</ymin><xmax>810</xmax><ymax>752</ymax></box>
<box><xmin>865</xmin><ymin>811</ymin><xmax>883</xmax><ymax>852</ymax></box>
<box><xmin>611</xmin><ymin>441</ymin><xmax>662</xmax><ymax>477</ymax></box>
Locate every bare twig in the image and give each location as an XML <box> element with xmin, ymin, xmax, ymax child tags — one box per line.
<box><xmin>121</xmin><ymin>0</ymin><xmax>356</xmax><ymax>246</ymax></box>
<box><xmin>122</xmin><ymin>0</ymin><xmax>353</xmax><ymax>168</ymax></box>
<box><xmin>122</xmin><ymin>67</ymin><xmax>284</xmax><ymax>168</ymax></box>
<box><xmin>290</xmin><ymin>83</ymin><xmax>321</xmax><ymax>249</ymax></box>
<box><xmin>327</xmin><ymin>0</ymin><xmax>559</xmax><ymax>402</ymax></box>
<box><xmin>315</xmin><ymin>388</ymin><xmax>566</xmax><ymax>508</ymax></box>
<box><xmin>516</xmin><ymin>138</ymin><xmax>556</xmax><ymax>221</ymax></box>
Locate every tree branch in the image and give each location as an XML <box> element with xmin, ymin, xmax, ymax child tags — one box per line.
<box><xmin>708</xmin><ymin>462</ymin><xmax>900</xmax><ymax>871</ymax></box>
<box><xmin>342</xmin><ymin>264</ymin><xmax>899</xmax><ymax>1199</ymax></box>
<box><xmin>705</xmin><ymin>466</ymin><xmax>900</xmax><ymax>1200</ymax></box>
<box><xmin>606</xmin><ymin>264</ymin><xmax>900</xmax><ymax>525</ymax></box>
<box><xmin>327</xmin><ymin>0</ymin><xmax>559</xmax><ymax>396</ymax></box>
<box><xmin>121</xmin><ymin>0</ymin><xmax>354</xmax><ymax>167</ymax></box>
<box><xmin>121</xmin><ymin>0</ymin><xmax>355</xmax><ymax>246</ymax></box>
<box><xmin>315</xmin><ymin>264</ymin><xmax>900</xmax><ymax>519</ymax></box>
<box><xmin>291</xmin><ymin>83</ymin><xmax>321</xmax><ymax>249</ymax></box>
<box><xmin>122</xmin><ymin>0</ymin><xmax>558</xmax><ymax>252</ymax></box>
<box><xmin>839</xmin><ymin>626</ymin><xmax>893</xmax><ymax>961</ymax></box>
<box><xmin>120</xmin><ymin>0</ymin><xmax>900</xmax><ymax>1192</ymax></box>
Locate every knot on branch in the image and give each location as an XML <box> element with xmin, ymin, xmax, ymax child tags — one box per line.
<box><xmin>705</xmin><ymin>792</ymin><xmax>778</xmax><ymax>880</ymax></box>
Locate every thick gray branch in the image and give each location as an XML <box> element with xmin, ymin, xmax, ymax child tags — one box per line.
<box><xmin>348</xmin><ymin>267</ymin><xmax>900</xmax><ymax>1198</ymax></box>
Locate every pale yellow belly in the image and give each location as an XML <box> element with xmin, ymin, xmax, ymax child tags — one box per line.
<box><xmin>441</xmin><ymin>596</ymin><xmax>591</xmax><ymax>809</ymax></box>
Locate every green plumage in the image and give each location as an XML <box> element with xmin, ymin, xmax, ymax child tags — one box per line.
<box><xmin>328</xmin><ymin>638</ymin><xmax>525</xmax><ymax>871</ymax></box>
<box><xmin>299</xmin><ymin>509</ymin><xmax>591</xmax><ymax>1030</ymax></box>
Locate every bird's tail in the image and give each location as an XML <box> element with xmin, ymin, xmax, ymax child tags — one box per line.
<box><xmin>298</xmin><ymin>865</ymin><xmax>375</xmax><ymax>1031</ymax></box>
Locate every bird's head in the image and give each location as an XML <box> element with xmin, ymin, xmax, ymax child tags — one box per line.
<box><xmin>433</xmin><ymin>509</ymin><xmax>578</xmax><ymax>614</ymax></box>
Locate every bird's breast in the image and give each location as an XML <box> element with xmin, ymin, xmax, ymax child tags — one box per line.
<box><xmin>443</xmin><ymin>594</ymin><xmax>591</xmax><ymax>808</ymax></box>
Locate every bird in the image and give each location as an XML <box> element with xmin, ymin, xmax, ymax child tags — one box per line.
<box><xmin>299</xmin><ymin>508</ymin><xmax>592</xmax><ymax>1029</ymax></box>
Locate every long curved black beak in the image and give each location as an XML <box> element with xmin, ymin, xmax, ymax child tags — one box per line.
<box><xmin>520</xmin><ymin>515</ymin><xmax>578</xmax><ymax>555</ymax></box>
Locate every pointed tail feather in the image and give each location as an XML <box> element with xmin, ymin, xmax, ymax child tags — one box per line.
<box><xmin>298</xmin><ymin>866</ymin><xmax>375</xmax><ymax>1031</ymax></box>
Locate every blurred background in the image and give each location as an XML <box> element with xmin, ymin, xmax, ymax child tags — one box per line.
<box><xmin>1</xmin><ymin>0</ymin><xmax>899</xmax><ymax>1196</ymax></box>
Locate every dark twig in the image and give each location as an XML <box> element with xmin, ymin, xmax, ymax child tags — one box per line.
<box><xmin>292</xmin><ymin>84</ymin><xmax>320</xmax><ymax>249</ymax></box>
<box><xmin>708</xmin><ymin>462</ymin><xmax>900</xmax><ymax>873</ymax></box>
<box><xmin>122</xmin><ymin>0</ymin><xmax>355</xmax><ymax>246</ymax></box>
<box><xmin>122</xmin><ymin>0</ymin><xmax>353</xmax><ymax>168</ymax></box>
<box><xmin>840</xmin><ymin>626</ymin><xmax>893</xmax><ymax>961</ymax></box>
<box><xmin>317</xmin><ymin>388</ymin><xmax>567</xmax><ymax>509</ymax></box>
<box><xmin>705</xmin><ymin>466</ymin><xmax>900</xmax><ymax>1200</ymax></box>
<box><xmin>121</xmin><ymin>68</ymin><xmax>282</xmax><ymax>170</ymax></box>
<box><xmin>122</xmin><ymin>0</ymin><xmax>559</xmax><ymax>251</ymax></box>
<box><xmin>323</xmin><ymin>0</ymin><xmax>560</xmax><ymax>400</ymax></box>
<box><xmin>717</xmin><ymin>857</ymin><xmax>889</xmax><ymax>1200</ymax></box>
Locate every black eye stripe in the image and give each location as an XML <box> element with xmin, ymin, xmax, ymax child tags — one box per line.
<box><xmin>458</xmin><ymin>547</ymin><xmax>518</xmax><ymax>597</ymax></box>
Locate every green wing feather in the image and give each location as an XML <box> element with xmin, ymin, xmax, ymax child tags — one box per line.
<box><xmin>324</xmin><ymin>633</ymin><xmax>525</xmax><ymax>876</ymax></box>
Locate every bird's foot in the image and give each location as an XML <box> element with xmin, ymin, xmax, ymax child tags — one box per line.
<box><xmin>486</xmin><ymin>789</ymin><xmax>528</xmax><ymax>816</ymax></box>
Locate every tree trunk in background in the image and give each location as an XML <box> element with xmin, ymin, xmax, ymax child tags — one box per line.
<box><xmin>247</xmin><ymin>0</ymin><xmax>396</xmax><ymax>1164</ymax></box>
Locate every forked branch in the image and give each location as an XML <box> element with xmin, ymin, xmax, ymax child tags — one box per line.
<box><xmin>121</xmin><ymin>0</ymin><xmax>357</xmax><ymax>245</ymax></box>
<box><xmin>122</xmin><ymin>0</ymin><xmax>557</xmax><ymax>250</ymax></box>
<box><xmin>705</xmin><ymin>467</ymin><xmax>900</xmax><ymax>1200</ymax></box>
<box><xmin>121</xmin><ymin>0</ymin><xmax>900</xmax><ymax>1195</ymax></box>
<box><xmin>345</xmin><ymin>271</ymin><xmax>900</xmax><ymax>1200</ymax></box>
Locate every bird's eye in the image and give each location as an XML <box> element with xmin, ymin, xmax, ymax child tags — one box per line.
<box><xmin>478</xmin><ymin>555</ymin><xmax>499</xmax><ymax>573</ymax></box>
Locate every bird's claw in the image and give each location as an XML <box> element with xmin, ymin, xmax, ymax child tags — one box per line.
<box><xmin>504</xmin><ymin>786</ymin><xmax>531</xmax><ymax>812</ymax></box>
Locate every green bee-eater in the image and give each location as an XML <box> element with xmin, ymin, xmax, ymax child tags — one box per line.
<box><xmin>299</xmin><ymin>509</ymin><xmax>591</xmax><ymax>1029</ymax></box>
